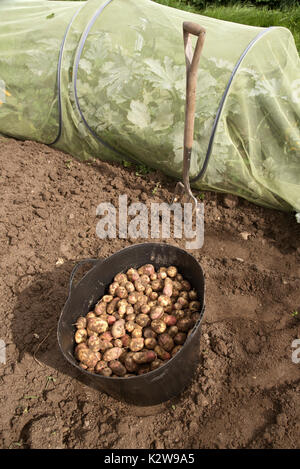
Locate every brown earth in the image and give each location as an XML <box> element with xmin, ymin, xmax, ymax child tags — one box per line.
<box><xmin>0</xmin><ymin>136</ymin><xmax>299</xmax><ymax>449</ymax></box>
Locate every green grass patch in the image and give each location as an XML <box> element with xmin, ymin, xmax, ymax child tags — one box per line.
<box><xmin>154</xmin><ymin>1</ymin><xmax>300</xmax><ymax>51</ymax></box>
<box><xmin>56</xmin><ymin>0</ymin><xmax>300</xmax><ymax>51</ymax></box>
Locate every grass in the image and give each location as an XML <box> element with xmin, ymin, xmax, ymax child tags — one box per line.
<box><xmin>60</xmin><ymin>0</ymin><xmax>300</xmax><ymax>52</ymax></box>
<box><xmin>154</xmin><ymin>1</ymin><xmax>300</xmax><ymax>51</ymax></box>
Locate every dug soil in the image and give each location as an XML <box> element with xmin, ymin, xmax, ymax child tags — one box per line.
<box><xmin>0</xmin><ymin>136</ymin><xmax>299</xmax><ymax>449</ymax></box>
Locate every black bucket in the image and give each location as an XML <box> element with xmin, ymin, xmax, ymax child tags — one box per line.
<box><xmin>57</xmin><ymin>243</ymin><xmax>205</xmax><ymax>406</ymax></box>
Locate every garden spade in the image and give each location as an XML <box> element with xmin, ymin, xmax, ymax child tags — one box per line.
<box><xmin>173</xmin><ymin>21</ymin><xmax>206</xmax><ymax>215</ymax></box>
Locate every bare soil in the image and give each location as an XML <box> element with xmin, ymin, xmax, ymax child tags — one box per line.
<box><xmin>0</xmin><ymin>136</ymin><xmax>299</xmax><ymax>449</ymax></box>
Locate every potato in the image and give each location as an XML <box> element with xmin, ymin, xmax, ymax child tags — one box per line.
<box><xmin>158</xmin><ymin>333</ymin><xmax>174</xmax><ymax>352</ymax></box>
<box><xmin>167</xmin><ymin>266</ymin><xmax>178</xmax><ymax>278</ymax></box>
<box><xmin>121</xmin><ymin>334</ymin><xmax>130</xmax><ymax>347</ymax></box>
<box><xmin>75</xmin><ymin>317</ymin><xmax>87</xmax><ymax>329</ymax></box>
<box><xmin>149</xmin><ymin>292</ymin><xmax>158</xmax><ymax>301</ymax></box>
<box><xmin>171</xmin><ymin>289</ymin><xmax>180</xmax><ymax>299</ymax></box>
<box><xmin>177</xmin><ymin>318</ymin><xmax>192</xmax><ymax>332</ymax></box>
<box><xmin>85</xmin><ymin>351</ymin><xmax>101</xmax><ymax>369</ymax></box>
<box><xmin>189</xmin><ymin>289</ymin><xmax>198</xmax><ymax>300</ymax></box>
<box><xmin>137</xmin><ymin>364</ymin><xmax>151</xmax><ymax>375</ymax></box>
<box><xmin>168</xmin><ymin>325</ymin><xmax>179</xmax><ymax>338</ymax></box>
<box><xmin>136</xmin><ymin>314</ymin><xmax>151</xmax><ymax>328</ymax></box>
<box><xmin>88</xmin><ymin>335</ymin><xmax>102</xmax><ymax>352</ymax></box>
<box><xmin>158</xmin><ymin>295</ymin><xmax>171</xmax><ymax>307</ymax></box>
<box><xmin>174</xmin><ymin>332</ymin><xmax>187</xmax><ymax>345</ymax></box>
<box><xmin>181</xmin><ymin>280</ymin><xmax>191</xmax><ymax>291</ymax></box>
<box><xmin>107</xmin><ymin>297</ymin><xmax>120</xmax><ymax>314</ymax></box>
<box><xmin>125</xmin><ymin>321</ymin><xmax>135</xmax><ymax>333</ymax></box>
<box><xmin>98</xmin><ymin>339</ymin><xmax>113</xmax><ymax>352</ymax></box>
<box><xmin>158</xmin><ymin>271</ymin><xmax>167</xmax><ymax>280</ymax></box>
<box><xmin>164</xmin><ymin>303</ymin><xmax>174</xmax><ymax>314</ymax></box>
<box><xmin>98</xmin><ymin>367</ymin><xmax>112</xmax><ymax>377</ymax></box>
<box><xmin>75</xmin><ymin>328</ymin><xmax>87</xmax><ymax>344</ymax></box>
<box><xmin>86</xmin><ymin>311</ymin><xmax>96</xmax><ymax>319</ymax></box>
<box><xmin>109</xmin><ymin>281</ymin><xmax>119</xmax><ymax>296</ymax></box>
<box><xmin>145</xmin><ymin>337</ymin><xmax>157</xmax><ymax>350</ymax></box>
<box><xmin>177</xmin><ymin>297</ymin><xmax>189</xmax><ymax>308</ymax></box>
<box><xmin>79</xmin><ymin>363</ymin><xmax>88</xmax><ymax>370</ymax></box>
<box><xmin>118</xmin><ymin>298</ymin><xmax>128</xmax><ymax>308</ymax></box>
<box><xmin>172</xmin><ymin>280</ymin><xmax>183</xmax><ymax>292</ymax></box>
<box><xmin>132</xmin><ymin>350</ymin><xmax>156</xmax><ymax>364</ymax></box>
<box><xmin>109</xmin><ymin>360</ymin><xmax>126</xmax><ymax>377</ymax></box>
<box><xmin>163</xmin><ymin>278</ymin><xmax>173</xmax><ymax>297</ymax></box>
<box><xmin>171</xmin><ymin>345</ymin><xmax>183</xmax><ymax>356</ymax></box>
<box><xmin>118</xmin><ymin>303</ymin><xmax>127</xmax><ymax>317</ymax></box>
<box><xmin>140</xmin><ymin>274</ymin><xmax>151</xmax><ymax>286</ymax></box>
<box><xmin>95</xmin><ymin>300</ymin><xmax>107</xmax><ymax>316</ymax></box>
<box><xmin>151</xmin><ymin>319</ymin><xmax>167</xmax><ymax>334</ymax></box>
<box><xmin>116</xmin><ymin>286</ymin><xmax>128</xmax><ymax>299</ymax></box>
<box><xmin>123</xmin><ymin>281</ymin><xmax>134</xmax><ymax>293</ymax></box>
<box><xmin>145</xmin><ymin>286</ymin><xmax>153</xmax><ymax>297</ymax></box>
<box><xmin>102</xmin><ymin>295</ymin><xmax>114</xmax><ymax>303</ymax></box>
<box><xmin>150</xmin><ymin>273</ymin><xmax>157</xmax><ymax>281</ymax></box>
<box><xmin>129</xmin><ymin>337</ymin><xmax>144</xmax><ymax>352</ymax></box>
<box><xmin>111</xmin><ymin>319</ymin><xmax>125</xmax><ymax>339</ymax></box>
<box><xmin>189</xmin><ymin>301</ymin><xmax>201</xmax><ymax>311</ymax></box>
<box><xmin>143</xmin><ymin>327</ymin><xmax>157</xmax><ymax>339</ymax></box>
<box><xmin>141</xmin><ymin>304</ymin><xmax>151</xmax><ymax>315</ymax></box>
<box><xmin>126</xmin><ymin>313</ymin><xmax>136</xmax><ymax>322</ymax></box>
<box><xmin>113</xmin><ymin>338</ymin><xmax>123</xmax><ymax>348</ymax></box>
<box><xmin>191</xmin><ymin>312</ymin><xmax>200</xmax><ymax>325</ymax></box>
<box><xmin>76</xmin><ymin>347</ymin><xmax>91</xmax><ymax>363</ymax></box>
<box><xmin>151</xmin><ymin>279</ymin><xmax>163</xmax><ymax>291</ymax></box>
<box><xmin>124</xmin><ymin>352</ymin><xmax>139</xmax><ymax>373</ymax></box>
<box><xmin>97</xmin><ymin>313</ymin><xmax>108</xmax><ymax>322</ymax></box>
<box><xmin>87</xmin><ymin>317</ymin><xmax>108</xmax><ymax>334</ymax></box>
<box><xmin>133</xmin><ymin>303</ymin><xmax>141</xmax><ymax>315</ymax></box>
<box><xmin>140</xmin><ymin>264</ymin><xmax>155</xmax><ymax>276</ymax></box>
<box><xmin>103</xmin><ymin>347</ymin><xmax>123</xmax><ymax>361</ymax></box>
<box><xmin>154</xmin><ymin>345</ymin><xmax>171</xmax><ymax>361</ymax></box>
<box><xmin>159</xmin><ymin>267</ymin><xmax>167</xmax><ymax>273</ymax></box>
<box><xmin>128</xmin><ymin>292</ymin><xmax>139</xmax><ymax>304</ymax></box>
<box><xmin>126</xmin><ymin>305</ymin><xmax>134</xmax><ymax>316</ymax></box>
<box><xmin>74</xmin><ymin>343</ymin><xmax>88</xmax><ymax>360</ymax></box>
<box><xmin>94</xmin><ymin>360</ymin><xmax>107</xmax><ymax>374</ymax></box>
<box><xmin>107</xmin><ymin>315</ymin><xmax>116</xmax><ymax>326</ymax></box>
<box><xmin>179</xmin><ymin>290</ymin><xmax>189</xmax><ymax>299</ymax></box>
<box><xmin>134</xmin><ymin>280</ymin><xmax>145</xmax><ymax>292</ymax></box>
<box><xmin>99</xmin><ymin>331</ymin><xmax>113</xmax><ymax>341</ymax></box>
<box><xmin>163</xmin><ymin>315</ymin><xmax>177</xmax><ymax>326</ymax></box>
<box><xmin>126</xmin><ymin>268</ymin><xmax>139</xmax><ymax>282</ymax></box>
<box><xmin>175</xmin><ymin>309</ymin><xmax>185</xmax><ymax>320</ymax></box>
<box><xmin>119</xmin><ymin>348</ymin><xmax>127</xmax><ymax>364</ymax></box>
<box><xmin>176</xmin><ymin>273</ymin><xmax>183</xmax><ymax>282</ymax></box>
<box><xmin>150</xmin><ymin>359</ymin><xmax>163</xmax><ymax>371</ymax></box>
<box><xmin>114</xmin><ymin>273</ymin><xmax>128</xmax><ymax>285</ymax></box>
<box><xmin>137</xmin><ymin>294</ymin><xmax>148</xmax><ymax>306</ymax></box>
<box><xmin>131</xmin><ymin>326</ymin><xmax>143</xmax><ymax>338</ymax></box>
<box><xmin>150</xmin><ymin>306</ymin><xmax>164</xmax><ymax>320</ymax></box>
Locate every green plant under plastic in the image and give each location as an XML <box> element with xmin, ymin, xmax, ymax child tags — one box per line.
<box><xmin>0</xmin><ymin>0</ymin><xmax>299</xmax><ymax>216</ymax></box>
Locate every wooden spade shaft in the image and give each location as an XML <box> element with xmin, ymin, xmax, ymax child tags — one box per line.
<box><xmin>183</xmin><ymin>21</ymin><xmax>206</xmax><ymax>194</ymax></box>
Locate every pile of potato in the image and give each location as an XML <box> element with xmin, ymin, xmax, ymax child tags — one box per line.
<box><xmin>74</xmin><ymin>264</ymin><xmax>201</xmax><ymax>377</ymax></box>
